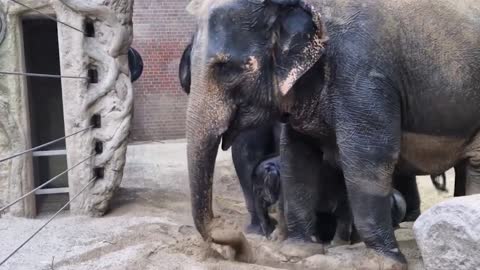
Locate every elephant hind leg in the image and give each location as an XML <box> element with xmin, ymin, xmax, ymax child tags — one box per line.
<box><xmin>465</xmin><ymin>158</ymin><xmax>480</xmax><ymax>195</ymax></box>
<box><xmin>462</xmin><ymin>135</ymin><xmax>480</xmax><ymax>195</ymax></box>
<box><xmin>280</xmin><ymin>125</ymin><xmax>321</xmax><ymax>241</ymax></box>
<box><xmin>331</xmin><ymin>197</ymin><xmax>353</xmax><ymax>245</ymax></box>
<box><xmin>393</xmin><ymin>172</ymin><xmax>420</xmax><ymax>222</ymax></box>
<box><xmin>315</xmin><ymin>212</ymin><xmax>337</xmax><ymax>244</ymax></box>
<box><xmin>454</xmin><ymin>160</ymin><xmax>467</xmax><ymax>196</ymax></box>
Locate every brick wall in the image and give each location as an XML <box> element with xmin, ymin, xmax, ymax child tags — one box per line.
<box><xmin>130</xmin><ymin>0</ymin><xmax>194</xmax><ymax>141</ymax></box>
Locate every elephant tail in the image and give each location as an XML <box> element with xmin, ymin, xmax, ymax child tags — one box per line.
<box><xmin>430</xmin><ymin>173</ymin><xmax>448</xmax><ymax>193</ymax></box>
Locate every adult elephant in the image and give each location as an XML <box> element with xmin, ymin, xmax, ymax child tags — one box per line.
<box><xmin>180</xmin><ymin>40</ymin><xmax>281</xmax><ymax>235</ymax></box>
<box><xmin>180</xmin><ymin>34</ymin><xmax>442</xmax><ymax>237</ymax></box>
<box><xmin>184</xmin><ymin>0</ymin><xmax>480</xmax><ymax>267</ymax></box>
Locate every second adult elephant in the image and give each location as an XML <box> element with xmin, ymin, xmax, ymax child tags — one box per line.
<box><xmin>180</xmin><ymin>41</ymin><xmax>281</xmax><ymax>234</ymax></box>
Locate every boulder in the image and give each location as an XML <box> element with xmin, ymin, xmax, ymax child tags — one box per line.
<box><xmin>413</xmin><ymin>195</ymin><xmax>480</xmax><ymax>270</ymax></box>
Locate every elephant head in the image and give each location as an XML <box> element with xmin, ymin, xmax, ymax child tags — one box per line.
<box><xmin>184</xmin><ymin>0</ymin><xmax>327</xmax><ymax>253</ymax></box>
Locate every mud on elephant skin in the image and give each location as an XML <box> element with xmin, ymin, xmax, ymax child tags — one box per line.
<box><xmin>183</xmin><ymin>0</ymin><xmax>480</xmax><ymax>267</ymax></box>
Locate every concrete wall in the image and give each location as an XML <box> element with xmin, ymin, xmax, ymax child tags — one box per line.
<box><xmin>0</xmin><ymin>2</ymin><xmax>35</xmax><ymax>217</ymax></box>
<box><xmin>130</xmin><ymin>0</ymin><xmax>194</xmax><ymax>141</ymax></box>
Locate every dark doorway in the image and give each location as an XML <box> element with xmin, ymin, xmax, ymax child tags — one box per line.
<box><xmin>22</xmin><ymin>17</ymin><xmax>69</xmax><ymax>214</ymax></box>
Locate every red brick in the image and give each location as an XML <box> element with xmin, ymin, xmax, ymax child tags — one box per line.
<box><xmin>131</xmin><ymin>0</ymin><xmax>194</xmax><ymax>141</ymax></box>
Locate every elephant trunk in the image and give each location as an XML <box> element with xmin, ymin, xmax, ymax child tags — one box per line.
<box><xmin>186</xmin><ymin>93</ymin><xmax>221</xmax><ymax>241</ymax></box>
<box><xmin>186</xmin><ymin>78</ymin><xmax>254</xmax><ymax>262</ymax></box>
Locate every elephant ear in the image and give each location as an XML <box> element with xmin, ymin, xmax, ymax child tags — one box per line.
<box><xmin>271</xmin><ymin>0</ymin><xmax>327</xmax><ymax>96</ymax></box>
<box><xmin>179</xmin><ymin>41</ymin><xmax>193</xmax><ymax>94</ymax></box>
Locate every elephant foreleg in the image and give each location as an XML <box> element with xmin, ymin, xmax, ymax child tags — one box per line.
<box><xmin>280</xmin><ymin>124</ymin><xmax>320</xmax><ymax>241</ymax></box>
<box><xmin>335</xmin><ymin>83</ymin><xmax>406</xmax><ymax>265</ymax></box>
<box><xmin>231</xmin><ymin>126</ymin><xmax>277</xmax><ymax>234</ymax></box>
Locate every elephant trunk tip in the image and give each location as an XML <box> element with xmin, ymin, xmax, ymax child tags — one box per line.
<box><xmin>210</xmin><ymin>228</ymin><xmax>256</xmax><ymax>263</ymax></box>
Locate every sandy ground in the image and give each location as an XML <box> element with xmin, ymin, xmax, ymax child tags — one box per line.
<box><xmin>0</xmin><ymin>140</ymin><xmax>455</xmax><ymax>270</ymax></box>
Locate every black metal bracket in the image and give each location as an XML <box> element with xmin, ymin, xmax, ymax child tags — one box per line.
<box><xmin>91</xmin><ymin>114</ymin><xmax>101</xmax><ymax>129</ymax></box>
<box><xmin>84</xmin><ymin>18</ymin><xmax>95</xmax><ymax>37</ymax></box>
<box><xmin>94</xmin><ymin>167</ymin><xmax>105</xmax><ymax>179</ymax></box>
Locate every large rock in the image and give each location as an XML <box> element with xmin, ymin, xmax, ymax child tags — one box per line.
<box><xmin>413</xmin><ymin>195</ymin><xmax>480</xmax><ymax>270</ymax></box>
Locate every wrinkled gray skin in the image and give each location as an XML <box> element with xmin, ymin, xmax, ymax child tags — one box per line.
<box><xmin>252</xmin><ymin>151</ymin><xmax>406</xmax><ymax>243</ymax></box>
<box><xmin>180</xmin><ymin>34</ymin><xmax>423</xmax><ymax>236</ymax></box>
<box><xmin>277</xmin><ymin>122</ymin><xmax>410</xmax><ymax>245</ymax></box>
<box><xmin>185</xmin><ymin>0</ymin><xmax>480</xmax><ymax>266</ymax></box>
<box><xmin>183</xmin><ymin>39</ymin><xmax>424</xmax><ymax>234</ymax></box>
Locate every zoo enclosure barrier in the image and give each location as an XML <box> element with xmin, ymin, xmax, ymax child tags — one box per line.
<box><xmin>0</xmin><ymin>0</ymin><xmax>108</xmax><ymax>266</ymax></box>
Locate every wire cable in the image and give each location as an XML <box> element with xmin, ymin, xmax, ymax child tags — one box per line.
<box><xmin>0</xmin><ymin>175</ymin><xmax>97</xmax><ymax>266</ymax></box>
<box><xmin>0</xmin><ymin>125</ymin><xmax>93</xmax><ymax>164</ymax></box>
<box><xmin>0</xmin><ymin>71</ymin><xmax>89</xmax><ymax>80</ymax></box>
<box><xmin>0</xmin><ymin>154</ymin><xmax>95</xmax><ymax>214</ymax></box>
<box><xmin>7</xmin><ymin>0</ymin><xmax>87</xmax><ymax>35</ymax></box>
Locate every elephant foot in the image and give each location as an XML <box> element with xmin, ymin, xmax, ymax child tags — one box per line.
<box><xmin>245</xmin><ymin>223</ymin><xmax>264</xmax><ymax>235</ymax></box>
<box><xmin>263</xmin><ymin>224</ymin><xmax>277</xmax><ymax>239</ymax></box>
<box><xmin>270</xmin><ymin>226</ymin><xmax>287</xmax><ymax>242</ymax></box>
<box><xmin>261</xmin><ymin>218</ymin><xmax>278</xmax><ymax>238</ymax></box>
<box><xmin>331</xmin><ymin>238</ymin><xmax>350</xmax><ymax>247</ymax></box>
<box><xmin>391</xmin><ymin>189</ymin><xmax>407</xmax><ymax>227</ymax></box>
<box><xmin>279</xmin><ymin>239</ymin><xmax>325</xmax><ymax>262</ymax></box>
<box><xmin>211</xmin><ymin>229</ymin><xmax>255</xmax><ymax>263</ymax></box>
<box><xmin>247</xmin><ymin>217</ymin><xmax>278</xmax><ymax>237</ymax></box>
<box><xmin>358</xmin><ymin>249</ymin><xmax>407</xmax><ymax>270</ymax></box>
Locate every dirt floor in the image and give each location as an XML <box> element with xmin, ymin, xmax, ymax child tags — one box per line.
<box><xmin>0</xmin><ymin>140</ymin><xmax>455</xmax><ymax>270</ymax></box>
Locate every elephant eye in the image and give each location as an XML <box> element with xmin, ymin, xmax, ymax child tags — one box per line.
<box><xmin>211</xmin><ymin>60</ymin><xmax>244</xmax><ymax>85</ymax></box>
<box><xmin>244</xmin><ymin>56</ymin><xmax>259</xmax><ymax>72</ymax></box>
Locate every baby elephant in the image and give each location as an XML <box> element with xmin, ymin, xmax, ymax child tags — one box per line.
<box><xmin>252</xmin><ymin>155</ymin><xmax>407</xmax><ymax>244</ymax></box>
<box><xmin>252</xmin><ymin>155</ymin><xmax>281</xmax><ymax>237</ymax></box>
